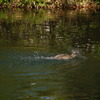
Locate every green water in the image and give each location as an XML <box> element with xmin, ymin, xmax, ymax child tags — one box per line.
<box><xmin>0</xmin><ymin>9</ymin><xmax>100</xmax><ymax>100</ymax></box>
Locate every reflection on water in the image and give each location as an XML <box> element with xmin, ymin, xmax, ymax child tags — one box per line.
<box><xmin>0</xmin><ymin>9</ymin><xmax>100</xmax><ymax>100</ymax></box>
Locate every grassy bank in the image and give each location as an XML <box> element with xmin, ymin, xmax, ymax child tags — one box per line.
<box><xmin>0</xmin><ymin>0</ymin><xmax>100</xmax><ymax>10</ymax></box>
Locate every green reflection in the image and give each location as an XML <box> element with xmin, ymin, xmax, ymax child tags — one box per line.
<box><xmin>0</xmin><ymin>9</ymin><xmax>100</xmax><ymax>52</ymax></box>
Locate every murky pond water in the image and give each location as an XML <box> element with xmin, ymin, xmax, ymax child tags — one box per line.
<box><xmin>0</xmin><ymin>9</ymin><xmax>100</xmax><ymax>100</ymax></box>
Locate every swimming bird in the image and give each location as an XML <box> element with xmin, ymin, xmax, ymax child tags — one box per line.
<box><xmin>53</xmin><ymin>50</ymin><xmax>79</xmax><ymax>60</ymax></box>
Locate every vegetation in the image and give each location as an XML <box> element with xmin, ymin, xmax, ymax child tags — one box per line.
<box><xmin>0</xmin><ymin>0</ymin><xmax>100</xmax><ymax>10</ymax></box>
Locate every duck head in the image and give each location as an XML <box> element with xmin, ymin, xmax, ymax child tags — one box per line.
<box><xmin>71</xmin><ymin>50</ymin><xmax>80</xmax><ymax>57</ymax></box>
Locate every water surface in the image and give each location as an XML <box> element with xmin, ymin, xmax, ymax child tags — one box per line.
<box><xmin>0</xmin><ymin>9</ymin><xmax>100</xmax><ymax>100</ymax></box>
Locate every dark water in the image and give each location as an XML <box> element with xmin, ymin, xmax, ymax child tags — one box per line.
<box><xmin>0</xmin><ymin>9</ymin><xmax>100</xmax><ymax>100</ymax></box>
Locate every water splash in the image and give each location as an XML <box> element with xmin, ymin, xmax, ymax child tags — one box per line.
<box><xmin>19</xmin><ymin>49</ymin><xmax>86</xmax><ymax>61</ymax></box>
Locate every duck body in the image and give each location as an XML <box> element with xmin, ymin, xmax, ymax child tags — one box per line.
<box><xmin>53</xmin><ymin>53</ymin><xmax>76</xmax><ymax>60</ymax></box>
<box><xmin>53</xmin><ymin>50</ymin><xmax>79</xmax><ymax>60</ymax></box>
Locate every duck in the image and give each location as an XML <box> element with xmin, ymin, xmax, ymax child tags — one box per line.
<box><xmin>53</xmin><ymin>50</ymin><xmax>79</xmax><ymax>60</ymax></box>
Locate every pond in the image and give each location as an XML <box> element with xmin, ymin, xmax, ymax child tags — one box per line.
<box><xmin>0</xmin><ymin>8</ymin><xmax>100</xmax><ymax>100</ymax></box>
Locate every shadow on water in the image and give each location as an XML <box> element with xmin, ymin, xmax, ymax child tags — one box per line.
<box><xmin>0</xmin><ymin>9</ymin><xmax>100</xmax><ymax>100</ymax></box>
